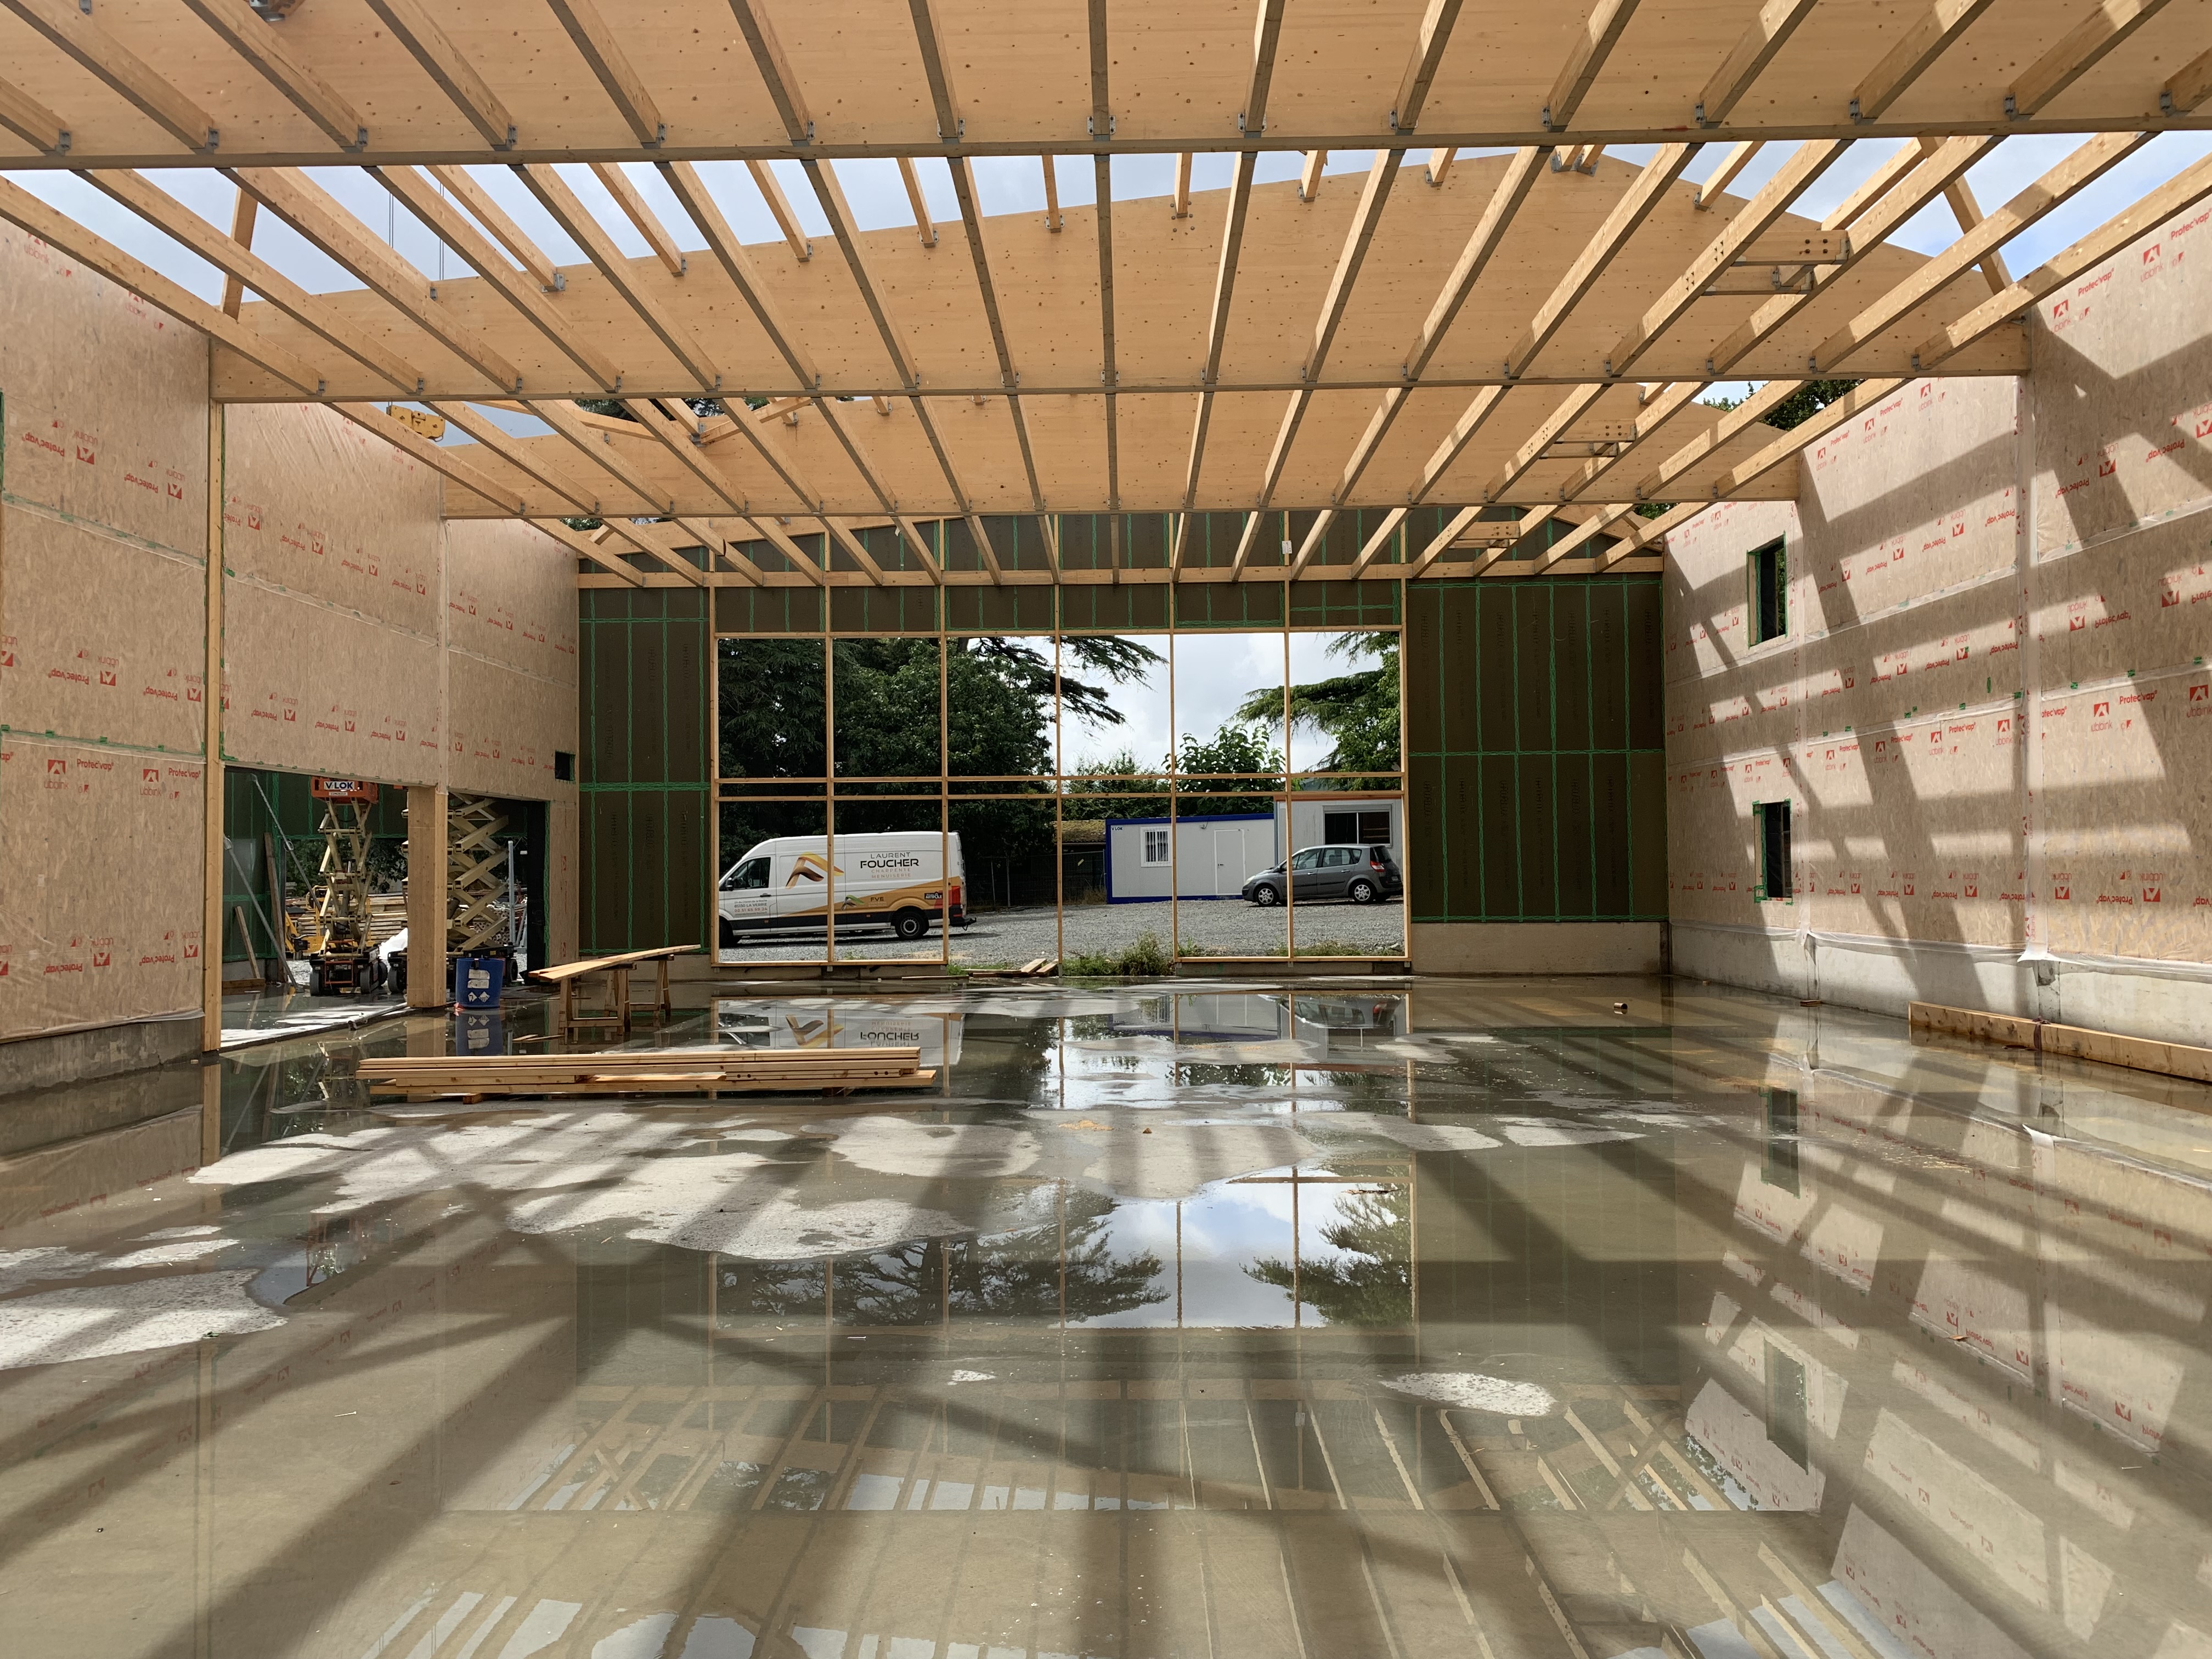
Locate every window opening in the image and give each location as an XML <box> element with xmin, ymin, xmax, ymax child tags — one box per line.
<box><xmin>1748</xmin><ymin>537</ymin><xmax>1787</xmax><ymax>645</ymax></box>
<box><xmin>1142</xmin><ymin>827</ymin><xmax>1170</xmax><ymax>866</ymax></box>
<box><xmin>1764</xmin><ymin>1086</ymin><xmax>1799</xmax><ymax>1194</ymax></box>
<box><xmin>1324</xmin><ymin>808</ymin><xmax>1393</xmax><ymax>846</ymax></box>
<box><xmin>1767</xmin><ymin>1344</ymin><xmax>1809</xmax><ymax>1468</ymax></box>
<box><xmin>1753</xmin><ymin>800</ymin><xmax>1792</xmax><ymax>900</ymax></box>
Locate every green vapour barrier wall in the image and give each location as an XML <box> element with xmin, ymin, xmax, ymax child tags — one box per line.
<box><xmin>1406</xmin><ymin>576</ymin><xmax>1666</xmax><ymax>924</ymax></box>
<box><xmin>581</xmin><ymin>588</ymin><xmax>709</xmax><ymax>954</ymax></box>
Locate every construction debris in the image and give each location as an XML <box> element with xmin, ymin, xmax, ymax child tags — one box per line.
<box><xmin>353</xmin><ymin>1045</ymin><xmax>934</xmax><ymax>1103</ymax></box>
<box><xmin>964</xmin><ymin>958</ymin><xmax>1058</xmax><ymax>978</ymax></box>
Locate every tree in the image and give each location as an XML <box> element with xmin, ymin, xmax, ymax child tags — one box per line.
<box><xmin>1699</xmin><ymin>379</ymin><xmax>1861</xmax><ymax>430</ymax></box>
<box><xmin>1176</xmin><ymin>723</ymin><xmax>1282</xmax><ymax>815</ymax></box>
<box><xmin>1247</xmin><ymin>1184</ymin><xmax>1411</xmax><ymax>1327</ymax></box>
<box><xmin>1234</xmin><ymin>633</ymin><xmax>1400</xmax><ymax>781</ymax></box>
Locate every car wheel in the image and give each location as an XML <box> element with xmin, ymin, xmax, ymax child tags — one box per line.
<box><xmin>1347</xmin><ymin>878</ymin><xmax>1378</xmax><ymax>905</ymax></box>
<box><xmin>893</xmin><ymin>908</ymin><xmax>930</xmax><ymax>941</ymax></box>
<box><xmin>1250</xmin><ymin>883</ymin><xmax>1282</xmax><ymax>907</ymax></box>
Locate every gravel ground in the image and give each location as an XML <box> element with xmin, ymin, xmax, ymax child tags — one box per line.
<box><xmin>716</xmin><ymin>898</ymin><xmax>1404</xmax><ymax>963</ymax></box>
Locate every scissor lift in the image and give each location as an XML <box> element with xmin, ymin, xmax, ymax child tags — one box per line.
<box><xmin>304</xmin><ymin>778</ymin><xmax>385</xmax><ymax>996</ymax></box>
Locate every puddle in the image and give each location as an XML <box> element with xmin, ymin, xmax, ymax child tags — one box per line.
<box><xmin>2</xmin><ymin>976</ymin><xmax>2208</xmax><ymax>1658</ymax></box>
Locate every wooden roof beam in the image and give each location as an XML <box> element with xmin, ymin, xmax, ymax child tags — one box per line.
<box><xmin>1392</xmin><ymin>0</ymin><xmax>1469</xmax><ymax>132</ymax></box>
<box><xmin>1237</xmin><ymin>149</ymin><xmax>1407</xmax><ymax>561</ymax></box>
<box><xmin>670</xmin><ymin>515</ymin><xmax>766</xmax><ymax>586</ymax></box>
<box><xmin>544</xmin><ymin>0</ymin><xmax>665</xmax><ymax>146</ymax></box>
<box><xmin>744</xmin><ymin>161</ymin><xmax>812</xmax><ymax>261</ymax></box>
<box><xmin>532</xmin><ymin>516</ymin><xmax>648</xmax><ymax>585</ymax></box>
<box><xmin>897</xmin><ymin>157</ymin><xmax>939</xmax><ymax>246</ymax></box>
<box><xmin>330</xmin><ymin>402</ymin><xmax>525</xmax><ymax>513</ymax></box>
<box><xmin>1174</xmin><ymin>150</ymin><xmax>1262</xmax><ymax>535</ymax></box>
<box><xmin>907</xmin><ymin>0</ymin><xmax>963</xmax><ymax>141</ymax></box>
<box><xmin>1299</xmin><ymin>151</ymin><xmax>1327</xmax><ymax>201</ymax></box>
<box><xmin>1502</xmin><ymin>142</ymin><xmax>1697</xmax><ymax>379</ymax></box>
<box><xmin>1545</xmin><ymin>0</ymin><xmax>1640</xmax><ymax>131</ymax></box>
<box><xmin>2166</xmin><ymin>49</ymin><xmax>2212</xmax><ymax>115</ymax></box>
<box><xmin>1821</xmin><ymin>139</ymin><xmax>1935</xmax><ymax>232</ymax></box>
<box><xmin>1943</xmin><ymin>176</ymin><xmax>2013</xmax><ymax>294</ymax></box>
<box><xmin>1559</xmin><ymin>379</ymin><xmax>1705</xmax><ymax>500</ymax></box>
<box><xmin>219</xmin><ymin>187</ymin><xmax>254</xmax><ymax>318</ymax></box>
<box><xmin>797</xmin><ymin>157</ymin><xmax>919</xmax><ymax>388</ymax></box>
<box><xmin>82</xmin><ymin>170</ymin><xmax>420</xmax><ymax>392</ymax></box>
<box><xmin>1046</xmin><ymin>155</ymin><xmax>1066</xmax><ymax>229</ymax></box>
<box><xmin>656</xmin><ymin>161</ymin><xmax>818</xmax><ymax>389</ymax></box>
<box><xmin>0</xmin><ymin>173</ymin><xmax>326</xmax><ymax>391</ymax></box>
<box><xmin>0</xmin><ymin>75</ymin><xmax>69</xmax><ymax>155</ymax></box>
<box><xmin>375</xmin><ymin>165</ymin><xmax>621</xmax><ymax>387</ymax></box>
<box><xmin>741</xmin><ymin>516</ymin><xmax>830</xmax><ymax>584</ymax></box>
<box><xmin>1603</xmin><ymin>137</ymin><xmax>1846</xmax><ymax>375</ymax></box>
<box><xmin>1810</xmin><ymin>129</ymin><xmax>2151</xmax><ymax>373</ymax></box>
<box><xmin>525</xmin><ymin>399</ymin><xmax>683</xmax><ymax>523</ymax></box>
<box><xmin>1695</xmin><ymin>0</ymin><xmax>1819</xmax><ymax>128</ymax></box>
<box><xmin>360</xmin><ymin>0</ymin><xmax>516</xmax><ymax>150</ymax></box>
<box><xmin>179</xmin><ymin>0</ymin><xmax>367</xmax><ymax>152</ymax></box>
<box><xmin>422</xmin><ymin>166</ymin><xmax>558</xmax><ymax>287</ymax></box>
<box><xmin>944</xmin><ymin>155</ymin><xmax>1047</xmax><ymax>511</ymax></box>
<box><xmin>619</xmin><ymin>396</ymin><xmax>752</xmax><ymax>517</ymax></box>
<box><xmin>227</xmin><ymin>166</ymin><xmax>522</xmax><ymax>393</ymax></box>
<box><xmin>0</xmin><ymin>0</ymin><xmax>215</xmax><ymax>153</ymax></box>
<box><xmin>823</xmin><ymin>518</ymin><xmax>889</xmax><ymax>588</ymax></box>
<box><xmin>1911</xmin><ymin>145</ymin><xmax>2212</xmax><ymax>371</ymax></box>
<box><xmin>1096</xmin><ymin>155</ymin><xmax>1119</xmax><ymax>512</ymax></box>
<box><xmin>589</xmin><ymin>163</ymin><xmax>687</xmax><ymax>276</ymax></box>
<box><xmin>1482</xmin><ymin>383</ymin><xmax>1608</xmax><ymax>501</ymax></box>
<box><xmin>1426</xmin><ymin>148</ymin><xmax>1455</xmax><ymax>186</ymax></box>
<box><xmin>1629</xmin><ymin>375</ymin><xmax>1807</xmax><ymax>499</ymax></box>
<box><xmin>1171</xmin><ymin>154</ymin><xmax>1191</xmax><ymax>217</ymax></box>
<box><xmin>512</xmin><ymin>162</ymin><xmax>721</xmax><ymax>391</ymax></box>
<box><xmin>1244</xmin><ymin>0</ymin><xmax>1290</xmax><ymax>136</ymax></box>
<box><xmin>430</xmin><ymin>402</ymin><xmax>607</xmax><ymax>515</ymax></box>
<box><xmin>728</xmin><ymin>0</ymin><xmax>814</xmax><ymax>145</ymax></box>
<box><xmin>1694</xmin><ymin>141</ymin><xmax>1759</xmax><ymax>208</ymax></box>
<box><xmin>1696</xmin><ymin>133</ymin><xmax>1993</xmax><ymax>374</ymax></box>
<box><xmin>1852</xmin><ymin>0</ymin><xmax>1999</xmax><ymax>122</ymax></box>
<box><xmin>1327</xmin><ymin>145</ymin><xmax>1546</xmax><ymax>504</ymax></box>
<box><xmin>2008</xmin><ymin>0</ymin><xmax>2171</xmax><ymax>120</ymax></box>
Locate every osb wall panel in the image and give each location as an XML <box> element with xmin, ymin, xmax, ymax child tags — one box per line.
<box><xmin>2028</xmin><ymin>202</ymin><xmax>2212</xmax><ymax>964</ymax></box>
<box><xmin>223</xmin><ymin>403</ymin><xmax>441</xmax><ymax>636</ymax></box>
<box><xmin>0</xmin><ymin>737</ymin><xmax>202</xmax><ymax>1040</ymax></box>
<box><xmin>445</xmin><ymin>520</ymin><xmax>580</xmax><ymax>684</ymax></box>
<box><xmin>2033</xmin><ymin>200</ymin><xmax>2212</xmax><ymax>557</ymax></box>
<box><xmin>2</xmin><ymin>510</ymin><xmax>203</xmax><ymax>755</ymax></box>
<box><xmin>0</xmin><ymin>228</ymin><xmax>208</xmax><ymax>556</ymax></box>
<box><xmin>222</xmin><ymin>580</ymin><xmax>442</xmax><ymax>783</ymax></box>
<box><xmin>447</xmin><ymin>652</ymin><xmax>570</xmax><ymax>799</ymax></box>
<box><xmin>549</xmin><ymin>799</ymin><xmax>579</xmax><ymax>966</ymax></box>
<box><xmin>1663</xmin><ymin>378</ymin><xmax>2028</xmax><ymax>950</ymax></box>
<box><xmin>1</xmin><ymin>224</ymin><xmax>211</xmax><ymax>1045</ymax></box>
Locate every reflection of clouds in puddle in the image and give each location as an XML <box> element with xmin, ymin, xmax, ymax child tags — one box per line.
<box><xmin>0</xmin><ymin>1270</ymin><xmax>283</xmax><ymax>1369</ymax></box>
<box><xmin>819</xmin><ymin>1119</ymin><xmax>1042</xmax><ymax>1180</ymax></box>
<box><xmin>195</xmin><ymin>1118</ymin><xmax>969</xmax><ymax>1263</ymax></box>
<box><xmin>1384</xmin><ymin>1372</ymin><xmax>1558</xmax><ymax>1417</ymax></box>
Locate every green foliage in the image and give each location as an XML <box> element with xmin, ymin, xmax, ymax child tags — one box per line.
<box><xmin>1061</xmin><ymin>930</ymin><xmax>1173</xmax><ymax>977</ymax></box>
<box><xmin>1248</xmin><ymin>1183</ymin><xmax>1411</xmax><ymax>1326</ymax></box>
<box><xmin>1699</xmin><ymin>379</ymin><xmax>1861</xmax><ymax>430</ymax></box>
<box><xmin>1235</xmin><ymin>632</ymin><xmax>1400</xmax><ymax>780</ymax></box>
<box><xmin>1633</xmin><ymin>502</ymin><xmax>1675</xmax><ymax>520</ymax></box>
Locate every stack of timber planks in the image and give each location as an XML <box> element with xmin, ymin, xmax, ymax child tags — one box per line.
<box><xmin>354</xmin><ymin>1046</ymin><xmax>934</xmax><ymax>1102</ymax></box>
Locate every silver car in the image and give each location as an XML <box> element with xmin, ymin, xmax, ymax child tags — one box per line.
<box><xmin>1242</xmin><ymin>844</ymin><xmax>1403</xmax><ymax>906</ymax></box>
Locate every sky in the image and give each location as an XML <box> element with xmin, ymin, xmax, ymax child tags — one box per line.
<box><xmin>10</xmin><ymin>129</ymin><xmax>2209</xmax><ymax>433</ymax></box>
<box><xmin>1049</xmin><ymin>629</ymin><xmax>1359</xmax><ymax>773</ymax></box>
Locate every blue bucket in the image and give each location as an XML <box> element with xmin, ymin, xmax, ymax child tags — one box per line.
<box><xmin>455</xmin><ymin>956</ymin><xmax>505</xmax><ymax>1009</ymax></box>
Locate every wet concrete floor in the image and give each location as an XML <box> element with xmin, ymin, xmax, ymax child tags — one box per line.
<box><xmin>0</xmin><ymin>976</ymin><xmax>2208</xmax><ymax>1658</ymax></box>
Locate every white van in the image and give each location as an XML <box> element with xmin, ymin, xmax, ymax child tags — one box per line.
<box><xmin>718</xmin><ymin>832</ymin><xmax>967</xmax><ymax>945</ymax></box>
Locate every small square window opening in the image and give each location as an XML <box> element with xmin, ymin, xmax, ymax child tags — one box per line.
<box><xmin>1142</xmin><ymin>827</ymin><xmax>1170</xmax><ymax>866</ymax></box>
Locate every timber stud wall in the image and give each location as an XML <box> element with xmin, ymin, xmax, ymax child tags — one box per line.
<box><xmin>1407</xmin><ymin>577</ymin><xmax>1667</xmax><ymax>925</ymax></box>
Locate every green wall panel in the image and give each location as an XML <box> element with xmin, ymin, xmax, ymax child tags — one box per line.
<box><xmin>580</xmin><ymin>589</ymin><xmax>709</xmax><ymax>953</ymax></box>
<box><xmin>1406</xmin><ymin>577</ymin><xmax>1665</xmax><ymax>924</ymax></box>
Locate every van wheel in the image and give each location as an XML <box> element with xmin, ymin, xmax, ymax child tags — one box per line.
<box><xmin>892</xmin><ymin>909</ymin><xmax>930</xmax><ymax>941</ymax></box>
<box><xmin>1250</xmin><ymin>883</ymin><xmax>1282</xmax><ymax>907</ymax></box>
<box><xmin>1347</xmin><ymin>878</ymin><xmax>1379</xmax><ymax>905</ymax></box>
